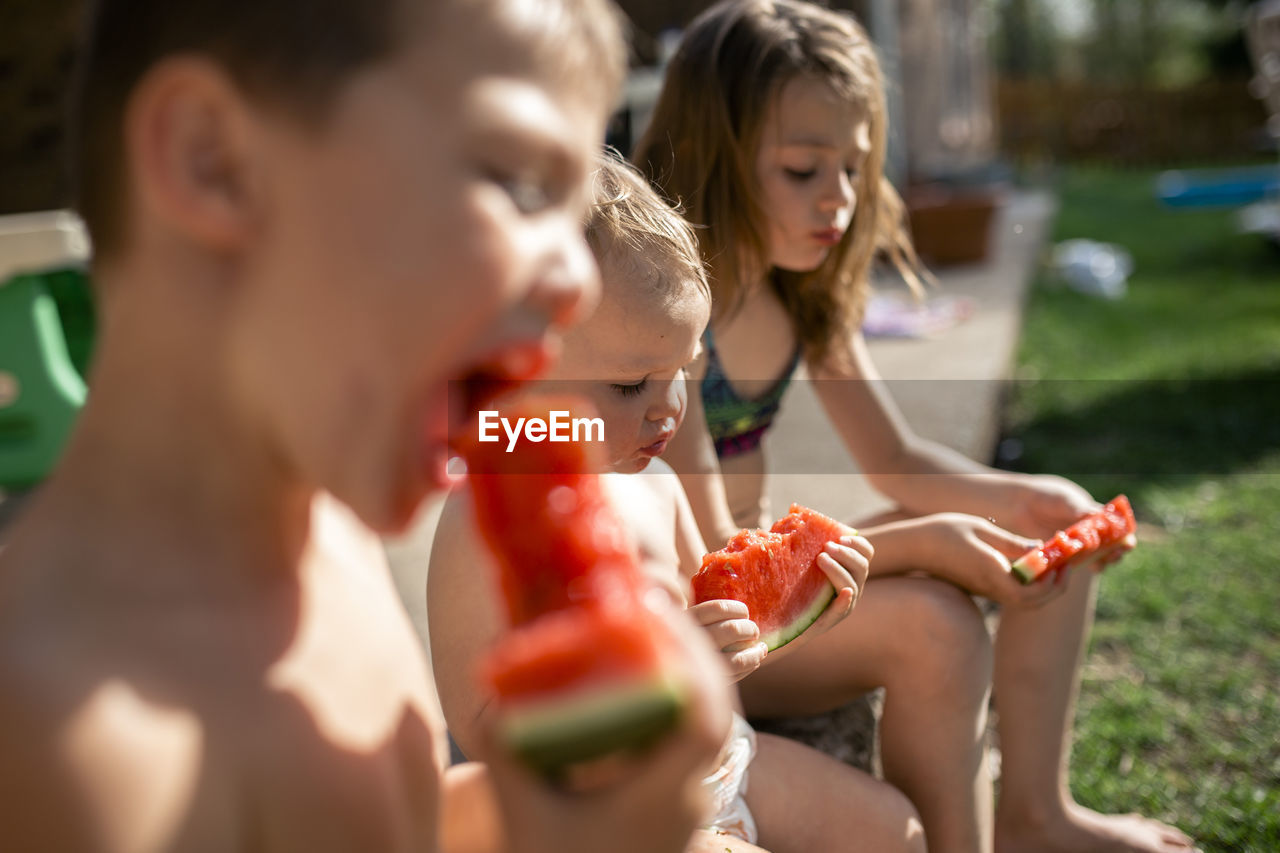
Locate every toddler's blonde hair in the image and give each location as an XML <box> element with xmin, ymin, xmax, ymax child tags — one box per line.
<box><xmin>586</xmin><ymin>149</ymin><xmax>711</xmax><ymax>308</ymax></box>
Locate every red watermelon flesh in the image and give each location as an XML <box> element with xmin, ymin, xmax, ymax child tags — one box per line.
<box><xmin>463</xmin><ymin>398</ymin><xmax>643</xmax><ymax>625</ymax></box>
<box><xmin>482</xmin><ymin>605</ymin><xmax>684</xmax><ymax>774</ymax></box>
<box><xmin>691</xmin><ymin>504</ymin><xmax>847</xmax><ymax>651</ymax></box>
<box><xmin>468</xmin><ymin>475</ymin><xmax>642</xmax><ymax>625</ymax></box>
<box><xmin>461</xmin><ymin>396</ymin><xmax>686</xmax><ymax>775</ymax></box>
<box><xmin>1010</xmin><ymin>495</ymin><xmax>1137</xmax><ymax>584</ymax></box>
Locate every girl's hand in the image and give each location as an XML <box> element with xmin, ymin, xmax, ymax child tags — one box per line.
<box><xmin>998</xmin><ymin>474</ymin><xmax>1099</xmax><ymax>540</ymax></box>
<box><xmin>996</xmin><ymin>475</ymin><xmax>1135</xmax><ymax>572</ymax></box>
<box><xmin>917</xmin><ymin>512</ymin><xmax>1067</xmax><ymax>608</ymax></box>
<box><xmin>687</xmin><ymin>599</ymin><xmax>767</xmax><ymax>682</ymax></box>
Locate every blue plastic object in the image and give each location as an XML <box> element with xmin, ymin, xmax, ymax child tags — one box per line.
<box><xmin>1156</xmin><ymin>165</ymin><xmax>1280</xmax><ymax>209</ymax></box>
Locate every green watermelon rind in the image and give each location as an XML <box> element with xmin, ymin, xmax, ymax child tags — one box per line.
<box><xmin>758</xmin><ymin>582</ymin><xmax>836</xmax><ymax>651</ymax></box>
<box><xmin>499</xmin><ymin>676</ymin><xmax>685</xmax><ymax>776</ymax></box>
<box><xmin>1011</xmin><ymin>533</ymin><xmax>1136</xmax><ymax>585</ymax></box>
<box><xmin>1010</xmin><ymin>551</ymin><xmax>1046</xmax><ymax>584</ymax></box>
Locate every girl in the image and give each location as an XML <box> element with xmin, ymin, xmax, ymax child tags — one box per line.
<box><xmin>634</xmin><ymin>2</ymin><xmax>1196</xmax><ymax>851</ymax></box>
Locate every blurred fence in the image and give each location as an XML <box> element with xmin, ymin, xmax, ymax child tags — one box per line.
<box><xmin>996</xmin><ymin>77</ymin><xmax>1271</xmax><ymax>167</ymax></box>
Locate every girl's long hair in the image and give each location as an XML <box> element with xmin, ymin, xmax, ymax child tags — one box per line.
<box><xmin>633</xmin><ymin>0</ymin><xmax>921</xmax><ymax>368</ymax></box>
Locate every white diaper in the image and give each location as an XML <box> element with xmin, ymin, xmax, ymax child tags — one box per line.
<box><xmin>700</xmin><ymin>712</ymin><xmax>759</xmax><ymax>843</ymax></box>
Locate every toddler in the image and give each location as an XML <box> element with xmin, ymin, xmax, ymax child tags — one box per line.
<box><xmin>429</xmin><ymin>151</ymin><xmax>926</xmax><ymax>853</ymax></box>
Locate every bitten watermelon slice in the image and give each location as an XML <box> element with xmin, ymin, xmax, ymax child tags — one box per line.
<box><xmin>463</xmin><ymin>397</ymin><xmax>685</xmax><ymax>775</ymax></box>
<box><xmin>1010</xmin><ymin>495</ymin><xmax>1137</xmax><ymax>584</ymax></box>
<box><xmin>690</xmin><ymin>503</ymin><xmax>848</xmax><ymax>651</ymax></box>
<box><xmin>480</xmin><ymin>605</ymin><xmax>684</xmax><ymax>774</ymax></box>
<box><xmin>464</xmin><ymin>397</ymin><xmax>644</xmax><ymax>625</ymax></box>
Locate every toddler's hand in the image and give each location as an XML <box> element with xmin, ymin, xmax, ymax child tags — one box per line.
<box><xmin>807</xmin><ymin>532</ymin><xmax>870</xmax><ymax>635</ymax></box>
<box><xmin>751</xmin><ymin>531</ymin><xmax>870</xmax><ymax>666</ymax></box>
<box><xmin>688</xmin><ymin>599</ymin><xmax>766</xmax><ymax>682</ymax></box>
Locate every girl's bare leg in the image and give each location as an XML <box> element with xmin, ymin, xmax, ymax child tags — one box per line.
<box><xmin>994</xmin><ymin>570</ymin><xmax>1196</xmax><ymax>853</ymax></box>
<box><xmin>747</xmin><ymin>732</ymin><xmax>925</xmax><ymax>853</ymax></box>
<box><xmin>741</xmin><ymin>576</ymin><xmax>994</xmax><ymax>853</ymax></box>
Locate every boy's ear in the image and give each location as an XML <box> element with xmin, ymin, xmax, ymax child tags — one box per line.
<box><xmin>125</xmin><ymin>57</ymin><xmax>261</xmax><ymax>252</ymax></box>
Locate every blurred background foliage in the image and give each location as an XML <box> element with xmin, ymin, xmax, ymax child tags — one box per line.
<box><xmin>993</xmin><ymin>0</ymin><xmax>1262</xmax><ymax>87</ymax></box>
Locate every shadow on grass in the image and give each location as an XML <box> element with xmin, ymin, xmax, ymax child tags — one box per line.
<box><xmin>997</xmin><ymin>364</ymin><xmax>1280</xmax><ymax>492</ymax></box>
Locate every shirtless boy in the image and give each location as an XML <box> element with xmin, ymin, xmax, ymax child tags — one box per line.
<box><xmin>0</xmin><ymin>2</ymin><xmax>731</xmax><ymax>851</ymax></box>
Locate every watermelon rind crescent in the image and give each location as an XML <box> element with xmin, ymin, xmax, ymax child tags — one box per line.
<box><xmin>499</xmin><ymin>676</ymin><xmax>685</xmax><ymax>776</ymax></box>
<box><xmin>758</xmin><ymin>583</ymin><xmax>836</xmax><ymax>651</ymax></box>
<box><xmin>1011</xmin><ymin>538</ymin><xmax>1133</xmax><ymax>584</ymax></box>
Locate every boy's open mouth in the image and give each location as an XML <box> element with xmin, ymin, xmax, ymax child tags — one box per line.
<box><xmin>448</xmin><ymin>341</ymin><xmax>554</xmax><ymax>449</ymax></box>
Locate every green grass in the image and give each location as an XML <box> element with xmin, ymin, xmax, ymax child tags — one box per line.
<box><xmin>1001</xmin><ymin>166</ymin><xmax>1280</xmax><ymax>850</ymax></box>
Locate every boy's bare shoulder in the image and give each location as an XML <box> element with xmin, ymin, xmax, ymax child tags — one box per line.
<box><xmin>0</xmin><ymin>496</ymin><xmax>447</xmax><ymax>851</ymax></box>
<box><xmin>0</xmin><ymin>550</ymin><xmax>234</xmax><ymax>849</ymax></box>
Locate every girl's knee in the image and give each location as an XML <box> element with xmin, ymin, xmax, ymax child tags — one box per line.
<box><xmin>816</xmin><ymin>777</ymin><xmax>925</xmax><ymax>853</ymax></box>
<box><xmin>879</xmin><ymin>784</ymin><xmax>928</xmax><ymax>853</ymax></box>
<box><xmin>898</xmin><ymin>580</ymin><xmax>993</xmax><ymax>695</ymax></box>
<box><xmin>905</xmin><ymin>822</ymin><xmax>928</xmax><ymax>853</ymax></box>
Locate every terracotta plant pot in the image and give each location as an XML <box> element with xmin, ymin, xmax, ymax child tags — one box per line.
<box><xmin>906</xmin><ymin>183</ymin><xmax>1005</xmax><ymax>266</ymax></box>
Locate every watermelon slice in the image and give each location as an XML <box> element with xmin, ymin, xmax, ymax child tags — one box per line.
<box><xmin>481</xmin><ymin>606</ymin><xmax>684</xmax><ymax>774</ymax></box>
<box><xmin>1010</xmin><ymin>495</ymin><xmax>1137</xmax><ymax>584</ymax></box>
<box><xmin>462</xmin><ymin>397</ymin><xmax>686</xmax><ymax>775</ymax></box>
<box><xmin>464</xmin><ymin>397</ymin><xmax>643</xmax><ymax>625</ymax></box>
<box><xmin>690</xmin><ymin>504</ymin><xmax>849</xmax><ymax>651</ymax></box>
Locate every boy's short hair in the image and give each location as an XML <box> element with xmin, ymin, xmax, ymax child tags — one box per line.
<box><xmin>69</xmin><ymin>0</ymin><xmax>406</xmax><ymax>258</ymax></box>
<box><xmin>70</xmin><ymin>0</ymin><xmax>628</xmax><ymax>260</ymax></box>
<box><xmin>586</xmin><ymin>150</ymin><xmax>710</xmax><ymax>307</ymax></box>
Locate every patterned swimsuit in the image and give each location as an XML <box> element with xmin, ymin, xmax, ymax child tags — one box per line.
<box><xmin>700</xmin><ymin>326</ymin><xmax>802</xmax><ymax>459</ymax></box>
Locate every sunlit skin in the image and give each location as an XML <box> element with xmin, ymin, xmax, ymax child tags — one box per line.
<box><xmin>234</xmin><ymin>47</ymin><xmax>605</xmax><ymax>532</ymax></box>
<box><xmin>537</xmin><ymin>268</ymin><xmax>707</xmax><ymax>473</ymax></box>
<box><xmin>754</xmin><ymin>76</ymin><xmax>871</xmax><ymax>273</ymax></box>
